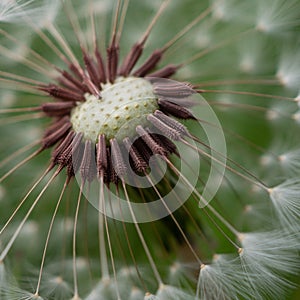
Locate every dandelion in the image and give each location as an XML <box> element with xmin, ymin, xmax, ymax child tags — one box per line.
<box><xmin>0</xmin><ymin>0</ymin><xmax>299</xmax><ymax>300</ymax></box>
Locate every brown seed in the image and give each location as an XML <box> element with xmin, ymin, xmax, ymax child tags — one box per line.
<box><xmin>39</xmin><ymin>84</ymin><xmax>84</xmax><ymax>102</ymax></box>
<box><xmin>136</xmin><ymin>125</ymin><xmax>168</xmax><ymax>156</ymax></box>
<box><xmin>107</xmin><ymin>36</ymin><xmax>119</xmax><ymax>83</ymax></box>
<box><xmin>80</xmin><ymin>140</ymin><xmax>96</xmax><ymax>182</ymax></box>
<box><xmin>118</xmin><ymin>42</ymin><xmax>144</xmax><ymax>77</ymax></box>
<box><xmin>133</xmin><ymin>49</ymin><xmax>163</xmax><ymax>77</ymax></box>
<box><xmin>57</xmin><ymin>132</ymin><xmax>83</xmax><ymax>167</ymax></box>
<box><xmin>154</xmin><ymin>110</ymin><xmax>190</xmax><ymax>137</ymax></box>
<box><xmin>110</xmin><ymin>138</ymin><xmax>127</xmax><ymax>180</ymax></box>
<box><xmin>158</xmin><ymin>99</ymin><xmax>196</xmax><ymax>120</ymax></box>
<box><xmin>148</xmin><ymin>64</ymin><xmax>180</xmax><ymax>78</ymax></box>
<box><xmin>95</xmin><ymin>47</ymin><xmax>107</xmax><ymax>83</ymax></box>
<box><xmin>147</xmin><ymin>114</ymin><xmax>182</xmax><ymax>141</ymax></box>
<box><xmin>123</xmin><ymin>137</ymin><xmax>148</xmax><ymax>173</ymax></box>
<box><xmin>96</xmin><ymin>134</ymin><xmax>108</xmax><ymax>178</ymax></box>
<box><xmin>41</xmin><ymin>101</ymin><xmax>76</xmax><ymax>117</ymax></box>
<box><xmin>82</xmin><ymin>48</ymin><xmax>101</xmax><ymax>86</ymax></box>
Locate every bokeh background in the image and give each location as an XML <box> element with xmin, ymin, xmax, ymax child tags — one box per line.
<box><xmin>0</xmin><ymin>0</ymin><xmax>299</xmax><ymax>299</ymax></box>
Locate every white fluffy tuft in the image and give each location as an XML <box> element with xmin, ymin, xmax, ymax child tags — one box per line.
<box><xmin>155</xmin><ymin>284</ymin><xmax>195</xmax><ymax>300</ymax></box>
<box><xmin>268</xmin><ymin>179</ymin><xmax>300</xmax><ymax>230</ymax></box>
<box><xmin>197</xmin><ymin>257</ymin><xmax>250</xmax><ymax>300</ymax></box>
<box><xmin>239</xmin><ymin>231</ymin><xmax>299</xmax><ymax>299</ymax></box>
<box><xmin>39</xmin><ymin>274</ymin><xmax>72</xmax><ymax>300</ymax></box>
<box><xmin>1</xmin><ymin>286</ymin><xmax>44</xmax><ymax>300</ymax></box>
<box><xmin>255</xmin><ymin>0</ymin><xmax>300</xmax><ymax>33</ymax></box>
<box><xmin>144</xmin><ymin>292</ymin><xmax>158</xmax><ymax>300</ymax></box>
<box><xmin>0</xmin><ymin>0</ymin><xmax>60</xmax><ymax>28</ymax></box>
<box><xmin>129</xmin><ymin>287</ymin><xmax>145</xmax><ymax>300</ymax></box>
<box><xmin>85</xmin><ymin>278</ymin><xmax>117</xmax><ymax>300</ymax></box>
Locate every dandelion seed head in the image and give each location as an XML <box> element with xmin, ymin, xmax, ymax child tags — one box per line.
<box><xmin>70</xmin><ymin>77</ymin><xmax>158</xmax><ymax>142</ymax></box>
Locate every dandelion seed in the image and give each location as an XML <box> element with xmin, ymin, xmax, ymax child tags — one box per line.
<box><xmin>39</xmin><ymin>274</ymin><xmax>73</xmax><ymax>300</ymax></box>
<box><xmin>197</xmin><ymin>257</ymin><xmax>250</xmax><ymax>300</ymax></box>
<box><xmin>2</xmin><ymin>285</ymin><xmax>44</xmax><ymax>300</ymax></box>
<box><xmin>239</xmin><ymin>231</ymin><xmax>299</xmax><ymax>299</ymax></box>
<box><xmin>268</xmin><ymin>180</ymin><xmax>300</xmax><ymax>230</ymax></box>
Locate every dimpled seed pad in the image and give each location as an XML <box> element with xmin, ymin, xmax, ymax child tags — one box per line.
<box><xmin>71</xmin><ymin>77</ymin><xmax>158</xmax><ymax>142</ymax></box>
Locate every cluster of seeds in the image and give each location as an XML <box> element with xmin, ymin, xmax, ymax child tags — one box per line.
<box><xmin>38</xmin><ymin>40</ymin><xmax>197</xmax><ymax>184</ymax></box>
